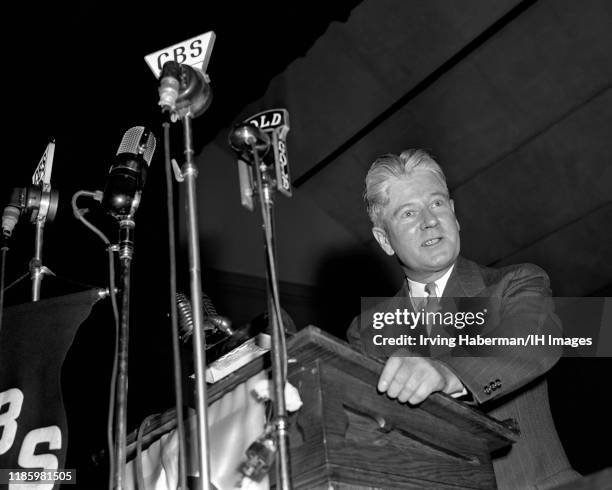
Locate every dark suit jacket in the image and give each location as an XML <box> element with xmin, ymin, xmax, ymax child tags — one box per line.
<box><xmin>346</xmin><ymin>257</ymin><xmax>579</xmax><ymax>490</ymax></box>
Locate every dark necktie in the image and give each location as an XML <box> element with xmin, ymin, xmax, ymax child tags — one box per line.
<box><xmin>423</xmin><ymin>282</ymin><xmax>439</xmax><ymax>336</ymax></box>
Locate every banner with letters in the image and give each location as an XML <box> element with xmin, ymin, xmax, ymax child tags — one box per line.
<box><xmin>0</xmin><ymin>290</ymin><xmax>99</xmax><ymax>489</ymax></box>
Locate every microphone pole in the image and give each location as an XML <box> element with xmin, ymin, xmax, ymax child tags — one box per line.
<box><xmin>159</xmin><ymin>60</ymin><xmax>214</xmax><ymax>490</ymax></box>
<box><xmin>29</xmin><ymin>140</ymin><xmax>58</xmax><ymax>301</ymax></box>
<box><xmin>31</xmin><ymin>217</ymin><xmax>46</xmax><ymax>301</ymax></box>
<box><xmin>102</xmin><ymin>127</ymin><xmax>156</xmax><ymax>490</ymax></box>
<box><xmin>182</xmin><ymin>112</ymin><xmax>213</xmax><ymax>490</ymax></box>
<box><xmin>0</xmin><ymin>234</ymin><xmax>8</xmax><ymax>334</ymax></box>
<box><xmin>30</xmin><ymin>188</ymin><xmax>60</xmax><ymax>301</ymax></box>
<box><xmin>24</xmin><ymin>185</ymin><xmax>59</xmax><ymax>301</ymax></box>
<box><xmin>229</xmin><ymin>121</ymin><xmax>293</xmax><ymax>488</ymax></box>
<box><xmin>113</xmin><ymin>216</ymin><xmax>134</xmax><ymax>490</ymax></box>
<box><xmin>250</xmin><ymin>141</ymin><xmax>292</xmax><ymax>489</ymax></box>
<box><xmin>30</xmin><ymin>189</ymin><xmax>55</xmax><ymax>302</ymax></box>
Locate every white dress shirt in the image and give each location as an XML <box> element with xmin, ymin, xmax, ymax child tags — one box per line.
<box><xmin>406</xmin><ymin>263</ymin><xmax>455</xmax><ymax>301</ymax></box>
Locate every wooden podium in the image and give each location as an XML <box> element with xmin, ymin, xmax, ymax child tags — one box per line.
<box><xmin>204</xmin><ymin>326</ymin><xmax>518</xmax><ymax>489</ymax></box>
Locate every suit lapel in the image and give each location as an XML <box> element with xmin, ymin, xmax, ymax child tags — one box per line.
<box><xmin>445</xmin><ymin>256</ymin><xmax>485</xmax><ymax>298</ymax></box>
<box><xmin>432</xmin><ymin>257</ymin><xmax>487</xmax><ymax>355</ymax></box>
<box><xmin>391</xmin><ymin>258</ymin><xmax>487</xmax><ymax>357</ymax></box>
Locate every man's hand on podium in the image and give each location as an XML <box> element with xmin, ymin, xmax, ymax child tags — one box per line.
<box><xmin>377</xmin><ymin>349</ymin><xmax>465</xmax><ymax>404</ymax></box>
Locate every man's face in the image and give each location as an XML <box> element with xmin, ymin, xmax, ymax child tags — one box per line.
<box><xmin>372</xmin><ymin>169</ymin><xmax>460</xmax><ymax>282</ymax></box>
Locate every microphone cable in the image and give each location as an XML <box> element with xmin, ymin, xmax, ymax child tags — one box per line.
<box><xmin>253</xmin><ymin>160</ymin><xmax>289</xmax><ymax>385</ymax></box>
<box><xmin>71</xmin><ymin>189</ymin><xmax>120</xmax><ymax>488</ymax></box>
<box><xmin>163</xmin><ymin>121</ymin><xmax>189</xmax><ymax>490</ymax></box>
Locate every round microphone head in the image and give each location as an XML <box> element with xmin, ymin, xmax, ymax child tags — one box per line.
<box><xmin>228</xmin><ymin>124</ymin><xmax>271</xmax><ymax>160</ymax></box>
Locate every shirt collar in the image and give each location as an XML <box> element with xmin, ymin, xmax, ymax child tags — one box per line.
<box><xmin>406</xmin><ymin>263</ymin><xmax>455</xmax><ymax>298</ymax></box>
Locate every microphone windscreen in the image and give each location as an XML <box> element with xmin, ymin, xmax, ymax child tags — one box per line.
<box><xmin>176</xmin><ymin>292</ymin><xmax>194</xmax><ymax>342</ymax></box>
<box><xmin>117</xmin><ymin>126</ymin><xmax>156</xmax><ymax>166</ymax></box>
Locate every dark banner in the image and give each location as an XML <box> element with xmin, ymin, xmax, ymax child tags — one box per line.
<box><xmin>0</xmin><ymin>290</ymin><xmax>99</xmax><ymax>489</ymax></box>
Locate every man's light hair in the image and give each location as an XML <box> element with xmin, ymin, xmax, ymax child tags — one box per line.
<box><xmin>364</xmin><ymin>149</ymin><xmax>448</xmax><ymax>227</ymax></box>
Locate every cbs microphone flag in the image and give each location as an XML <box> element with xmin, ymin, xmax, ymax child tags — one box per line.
<box><xmin>144</xmin><ymin>31</ymin><xmax>216</xmax><ymax>79</ymax></box>
<box><xmin>32</xmin><ymin>140</ymin><xmax>56</xmax><ymax>190</ymax></box>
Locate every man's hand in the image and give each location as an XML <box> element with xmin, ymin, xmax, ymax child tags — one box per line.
<box><xmin>378</xmin><ymin>349</ymin><xmax>464</xmax><ymax>404</ymax></box>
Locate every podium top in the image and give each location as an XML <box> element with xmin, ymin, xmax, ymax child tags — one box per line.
<box><xmin>210</xmin><ymin>325</ymin><xmax>518</xmax><ymax>448</ymax></box>
<box><xmin>127</xmin><ymin>326</ymin><xmax>518</xmax><ymax>457</ymax></box>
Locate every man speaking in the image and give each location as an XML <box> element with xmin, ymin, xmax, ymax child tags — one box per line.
<box><xmin>347</xmin><ymin>149</ymin><xmax>579</xmax><ymax>489</ymax></box>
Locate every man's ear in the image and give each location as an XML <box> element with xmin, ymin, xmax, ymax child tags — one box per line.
<box><xmin>372</xmin><ymin>227</ymin><xmax>395</xmax><ymax>256</ymax></box>
<box><xmin>450</xmin><ymin>199</ymin><xmax>460</xmax><ymax>231</ymax></box>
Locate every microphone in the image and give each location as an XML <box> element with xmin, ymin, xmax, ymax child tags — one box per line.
<box><xmin>229</xmin><ymin>109</ymin><xmax>292</xmax><ymax>211</ymax></box>
<box><xmin>1</xmin><ymin>186</ymin><xmax>59</xmax><ymax>238</ymax></box>
<box><xmin>158</xmin><ymin>60</ymin><xmax>181</xmax><ymax>112</ymax></box>
<box><xmin>244</xmin><ymin>109</ymin><xmax>291</xmax><ymax>199</ymax></box>
<box><xmin>176</xmin><ymin>292</ymin><xmax>233</xmax><ymax>343</ymax></box>
<box><xmin>102</xmin><ymin>127</ymin><xmax>156</xmax><ymax>220</ymax></box>
<box><xmin>2</xmin><ymin>187</ymin><xmax>26</xmax><ymax>238</ymax></box>
<box><xmin>228</xmin><ymin>124</ymin><xmax>271</xmax><ymax>160</ymax></box>
<box><xmin>229</xmin><ymin>124</ymin><xmax>272</xmax><ymax>210</ymax></box>
<box><xmin>158</xmin><ymin>61</ymin><xmax>212</xmax><ymax>118</ymax></box>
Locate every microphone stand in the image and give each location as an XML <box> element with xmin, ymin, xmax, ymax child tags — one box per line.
<box><xmin>102</xmin><ymin>126</ymin><xmax>155</xmax><ymax>489</ymax></box>
<box><xmin>158</xmin><ymin>60</ymin><xmax>214</xmax><ymax>489</ymax></box>
<box><xmin>179</xmin><ymin>113</ymin><xmax>212</xmax><ymax>490</ymax></box>
<box><xmin>30</xmin><ymin>219</ymin><xmax>45</xmax><ymax>301</ymax></box>
<box><xmin>112</xmin><ymin>217</ymin><xmax>135</xmax><ymax>490</ymax></box>
<box><xmin>29</xmin><ymin>188</ymin><xmax>58</xmax><ymax>301</ymax></box>
<box><xmin>0</xmin><ymin>236</ymin><xmax>8</xmax><ymax>333</ymax></box>
<box><xmin>251</xmin><ymin>143</ymin><xmax>292</xmax><ymax>489</ymax></box>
